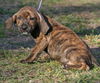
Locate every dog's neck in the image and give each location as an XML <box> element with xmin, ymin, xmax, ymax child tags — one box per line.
<box><xmin>41</xmin><ymin>14</ymin><xmax>53</xmax><ymax>35</ymax></box>
<box><xmin>41</xmin><ymin>14</ymin><xmax>68</xmax><ymax>31</ymax></box>
<box><xmin>30</xmin><ymin>13</ymin><xmax>68</xmax><ymax>39</ymax></box>
<box><xmin>29</xmin><ymin>14</ymin><xmax>51</xmax><ymax>38</ymax></box>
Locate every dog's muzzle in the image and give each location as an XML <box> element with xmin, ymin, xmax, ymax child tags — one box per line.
<box><xmin>19</xmin><ymin>23</ymin><xmax>30</xmax><ymax>33</ymax></box>
<box><xmin>19</xmin><ymin>25</ymin><xmax>29</xmax><ymax>35</ymax></box>
<box><xmin>22</xmin><ymin>25</ymin><xmax>27</xmax><ymax>30</ymax></box>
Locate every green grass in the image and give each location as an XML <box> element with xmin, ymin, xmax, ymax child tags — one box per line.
<box><xmin>54</xmin><ymin>14</ymin><xmax>100</xmax><ymax>35</ymax></box>
<box><xmin>83</xmin><ymin>35</ymin><xmax>100</xmax><ymax>46</ymax></box>
<box><xmin>0</xmin><ymin>50</ymin><xmax>100</xmax><ymax>83</ymax></box>
<box><xmin>0</xmin><ymin>8</ymin><xmax>9</xmax><ymax>14</ymax></box>
<box><xmin>0</xmin><ymin>23</ymin><xmax>6</xmax><ymax>38</ymax></box>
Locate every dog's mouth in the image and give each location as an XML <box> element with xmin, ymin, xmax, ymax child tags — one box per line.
<box><xmin>18</xmin><ymin>26</ymin><xmax>30</xmax><ymax>35</ymax></box>
<box><xmin>19</xmin><ymin>28</ymin><xmax>29</xmax><ymax>35</ymax></box>
<box><xmin>17</xmin><ymin>23</ymin><xmax>35</xmax><ymax>35</ymax></box>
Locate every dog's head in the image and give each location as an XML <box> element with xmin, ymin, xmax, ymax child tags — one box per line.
<box><xmin>5</xmin><ymin>6</ymin><xmax>49</xmax><ymax>36</ymax></box>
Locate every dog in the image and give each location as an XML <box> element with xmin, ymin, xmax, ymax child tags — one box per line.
<box><xmin>5</xmin><ymin>6</ymin><xmax>99</xmax><ymax>70</ymax></box>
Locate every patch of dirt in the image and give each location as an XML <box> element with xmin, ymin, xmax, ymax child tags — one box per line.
<box><xmin>0</xmin><ymin>35</ymin><xmax>35</xmax><ymax>50</ymax></box>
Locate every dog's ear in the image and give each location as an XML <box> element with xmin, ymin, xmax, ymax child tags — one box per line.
<box><xmin>5</xmin><ymin>15</ymin><xmax>16</xmax><ymax>29</ymax></box>
<box><xmin>36</xmin><ymin>12</ymin><xmax>49</xmax><ymax>34</ymax></box>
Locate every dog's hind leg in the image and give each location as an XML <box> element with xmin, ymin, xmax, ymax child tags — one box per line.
<box><xmin>64</xmin><ymin>61</ymin><xmax>90</xmax><ymax>71</ymax></box>
<box><xmin>60</xmin><ymin>52</ymin><xmax>90</xmax><ymax>70</ymax></box>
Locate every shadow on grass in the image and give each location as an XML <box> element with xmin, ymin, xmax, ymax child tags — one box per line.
<box><xmin>76</xmin><ymin>28</ymin><xmax>100</xmax><ymax>36</ymax></box>
<box><xmin>91</xmin><ymin>47</ymin><xmax>100</xmax><ymax>64</ymax></box>
<box><xmin>0</xmin><ymin>35</ymin><xmax>35</xmax><ymax>50</ymax></box>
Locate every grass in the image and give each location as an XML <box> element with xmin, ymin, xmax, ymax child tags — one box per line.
<box><xmin>0</xmin><ymin>23</ymin><xmax>6</xmax><ymax>38</ymax></box>
<box><xmin>83</xmin><ymin>35</ymin><xmax>100</xmax><ymax>47</ymax></box>
<box><xmin>54</xmin><ymin>14</ymin><xmax>100</xmax><ymax>35</ymax></box>
<box><xmin>0</xmin><ymin>8</ymin><xmax>9</xmax><ymax>14</ymax></box>
<box><xmin>0</xmin><ymin>49</ymin><xmax>100</xmax><ymax>83</ymax></box>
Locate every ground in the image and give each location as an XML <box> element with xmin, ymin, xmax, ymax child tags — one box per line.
<box><xmin>0</xmin><ymin>0</ymin><xmax>100</xmax><ymax>83</ymax></box>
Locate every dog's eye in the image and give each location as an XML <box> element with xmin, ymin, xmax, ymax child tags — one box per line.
<box><xmin>30</xmin><ymin>17</ymin><xmax>36</xmax><ymax>20</ymax></box>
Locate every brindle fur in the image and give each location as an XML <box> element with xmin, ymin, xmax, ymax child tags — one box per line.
<box><xmin>5</xmin><ymin>6</ymin><xmax>99</xmax><ymax>70</ymax></box>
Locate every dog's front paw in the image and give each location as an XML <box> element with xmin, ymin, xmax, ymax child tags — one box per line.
<box><xmin>20</xmin><ymin>59</ymin><xmax>27</xmax><ymax>63</ymax></box>
<box><xmin>20</xmin><ymin>59</ymin><xmax>33</xmax><ymax>64</ymax></box>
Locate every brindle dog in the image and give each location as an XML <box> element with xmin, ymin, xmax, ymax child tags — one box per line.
<box><xmin>5</xmin><ymin>6</ymin><xmax>99</xmax><ymax>70</ymax></box>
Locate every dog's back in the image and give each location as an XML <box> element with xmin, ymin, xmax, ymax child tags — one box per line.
<box><xmin>44</xmin><ymin>15</ymin><xmax>99</xmax><ymax>70</ymax></box>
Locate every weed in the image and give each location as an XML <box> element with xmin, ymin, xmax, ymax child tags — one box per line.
<box><xmin>0</xmin><ymin>23</ymin><xmax>6</xmax><ymax>38</ymax></box>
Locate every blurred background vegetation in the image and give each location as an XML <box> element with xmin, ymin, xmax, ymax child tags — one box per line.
<box><xmin>0</xmin><ymin>0</ymin><xmax>100</xmax><ymax>36</ymax></box>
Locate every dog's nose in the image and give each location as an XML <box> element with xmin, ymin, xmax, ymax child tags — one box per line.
<box><xmin>22</xmin><ymin>25</ymin><xmax>27</xmax><ymax>30</ymax></box>
<box><xmin>22</xmin><ymin>26</ymin><xmax>27</xmax><ymax>30</ymax></box>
